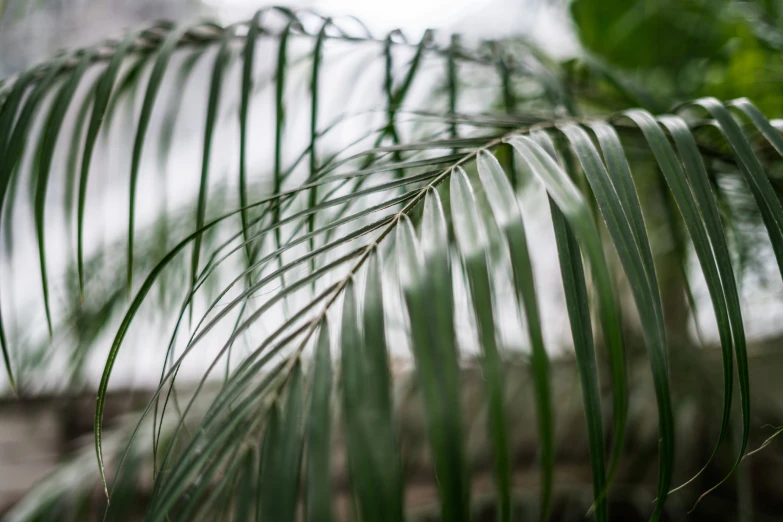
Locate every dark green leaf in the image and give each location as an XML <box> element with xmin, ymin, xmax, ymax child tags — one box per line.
<box><xmin>477</xmin><ymin>151</ymin><xmax>558</xmax><ymax>521</ymax></box>
<box><xmin>560</xmin><ymin>121</ymin><xmax>674</xmax><ymax>518</ymax></box>
<box><xmin>238</xmin><ymin>10</ymin><xmax>264</xmax><ymax>264</ymax></box>
<box><xmin>450</xmin><ymin>168</ymin><xmax>512</xmax><ymax>522</ymax></box>
<box><xmin>396</xmin><ymin>211</ymin><xmax>470</xmax><ymax>522</ymax></box>
<box><xmin>128</xmin><ymin>24</ymin><xmax>188</xmax><ymax>290</ymax></box>
<box><xmin>654</xmin><ymin>114</ymin><xmax>746</xmax><ymax>496</ymax></box>
<box><xmin>306</xmin><ymin>319</ymin><xmax>334</xmax><ymax>522</ymax></box>
<box><xmin>342</xmin><ymin>250</ymin><xmax>402</xmax><ymax>522</ymax></box>
<box><xmin>35</xmin><ymin>49</ymin><xmax>97</xmax><ymax>335</ymax></box>
<box><xmin>258</xmin><ymin>362</ymin><xmax>305</xmax><ymax>522</ymax></box>
<box><xmin>512</xmin><ymin>132</ymin><xmax>629</xmax><ymax>517</ymax></box>
<box><xmin>78</xmin><ymin>29</ymin><xmax>140</xmax><ymax>298</ymax></box>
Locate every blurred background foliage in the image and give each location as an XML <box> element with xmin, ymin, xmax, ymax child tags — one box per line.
<box><xmin>570</xmin><ymin>0</ymin><xmax>783</xmax><ymax>114</ymax></box>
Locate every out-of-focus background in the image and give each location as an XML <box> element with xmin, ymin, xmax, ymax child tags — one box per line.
<box><xmin>0</xmin><ymin>0</ymin><xmax>576</xmax><ymax>79</ymax></box>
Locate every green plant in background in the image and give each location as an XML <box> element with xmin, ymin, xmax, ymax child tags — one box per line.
<box><xmin>2</xmin><ymin>1</ymin><xmax>783</xmax><ymax>521</ymax></box>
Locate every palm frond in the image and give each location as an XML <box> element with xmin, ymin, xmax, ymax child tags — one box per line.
<box><xmin>3</xmin><ymin>5</ymin><xmax>783</xmax><ymax>522</ymax></box>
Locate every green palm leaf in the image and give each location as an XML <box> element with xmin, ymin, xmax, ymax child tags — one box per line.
<box><xmin>3</xmin><ymin>6</ymin><xmax>783</xmax><ymax>522</ymax></box>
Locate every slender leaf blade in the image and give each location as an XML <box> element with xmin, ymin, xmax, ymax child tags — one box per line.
<box><xmin>306</xmin><ymin>319</ymin><xmax>334</xmax><ymax>522</ymax></box>
<box><xmin>450</xmin><ymin>169</ymin><xmax>513</xmax><ymax>522</ymax></box>
<box><xmin>77</xmin><ymin>29</ymin><xmax>140</xmax><ymax>298</ymax></box>
<box><xmin>557</xmin><ymin>123</ymin><xmax>673</xmax><ymax>519</ymax></box>
<box><xmin>35</xmin><ymin>49</ymin><xmax>97</xmax><ymax>335</ymax></box>
<box><xmin>511</xmin><ymin>133</ymin><xmax>628</xmax><ymax>514</ymax></box>
<box><xmin>191</xmin><ymin>28</ymin><xmax>234</xmax><ymax>289</ymax></box>
<box><xmin>128</xmin><ymin>24</ymin><xmax>188</xmax><ymax>290</ymax></box>
<box><xmin>477</xmin><ymin>151</ymin><xmax>560</xmax><ymax>521</ymax></box>
<box><xmin>258</xmin><ymin>362</ymin><xmax>305</xmax><ymax>522</ymax></box>
<box><xmin>654</xmin><ymin>114</ymin><xmax>746</xmax><ymax>495</ymax></box>
<box><xmin>396</xmin><ymin>213</ymin><xmax>470</xmax><ymax>522</ymax></box>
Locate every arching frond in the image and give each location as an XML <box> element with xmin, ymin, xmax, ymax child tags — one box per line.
<box><xmin>3</xmin><ymin>6</ymin><xmax>783</xmax><ymax>522</ymax></box>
